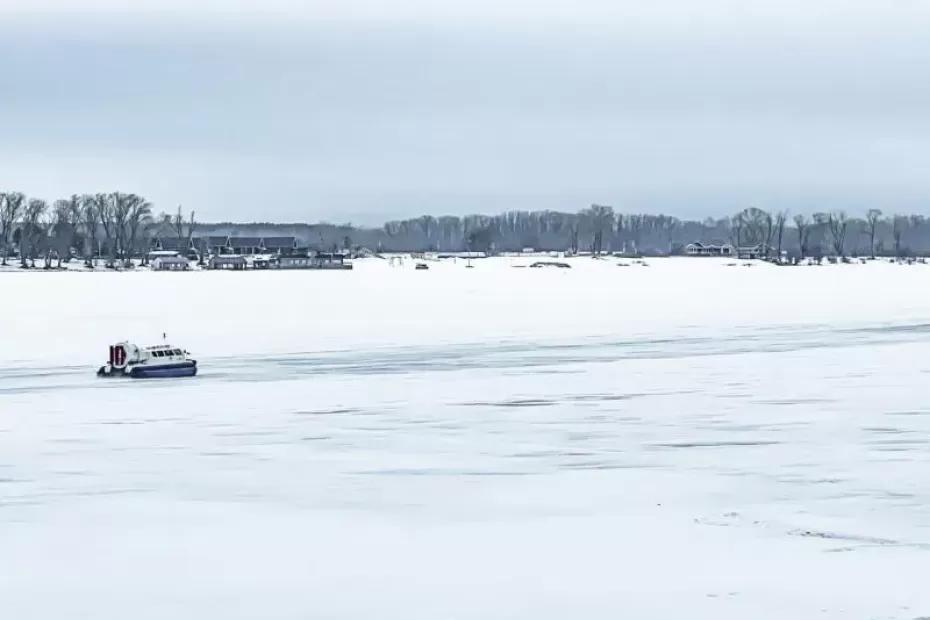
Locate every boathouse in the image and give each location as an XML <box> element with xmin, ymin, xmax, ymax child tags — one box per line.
<box><xmin>209</xmin><ymin>255</ymin><xmax>247</xmax><ymax>270</ymax></box>
<box><xmin>152</xmin><ymin>256</ymin><xmax>190</xmax><ymax>271</ymax></box>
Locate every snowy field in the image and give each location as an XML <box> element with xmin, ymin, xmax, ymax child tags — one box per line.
<box><xmin>2</xmin><ymin>257</ymin><xmax>930</xmax><ymax>619</ymax></box>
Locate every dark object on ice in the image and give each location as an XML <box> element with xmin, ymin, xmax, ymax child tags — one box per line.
<box><xmin>529</xmin><ymin>261</ymin><xmax>571</xmax><ymax>269</ymax></box>
<box><xmin>415</xmin><ymin>263</ymin><xmax>429</xmax><ymax>270</ymax></box>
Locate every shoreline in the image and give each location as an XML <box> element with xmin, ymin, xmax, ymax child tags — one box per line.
<box><xmin>0</xmin><ymin>254</ymin><xmax>926</xmax><ymax>274</ymax></box>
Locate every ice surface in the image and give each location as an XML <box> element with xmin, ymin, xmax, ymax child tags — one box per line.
<box><xmin>1</xmin><ymin>257</ymin><xmax>929</xmax><ymax>619</ymax></box>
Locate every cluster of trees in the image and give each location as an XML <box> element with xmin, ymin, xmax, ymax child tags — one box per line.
<box><xmin>376</xmin><ymin>206</ymin><xmax>922</xmax><ymax>257</ymax></box>
<box><xmin>208</xmin><ymin>209</ymin><xmax>693</xmax><ymax>255</ymax></box>
<box><xmin>378</xmin><ymin>207</ymin><xmax>691</xmax><ymax>254</ymax></box>
<box><xmin>729</xmin><ymin>207</ymin><xmax>917</xmax><ymax>259</ymax></box>
<box><xmin>0</xmin><ymin>192</ymin><xmax>196</xmax><ymax>268</ymax></box>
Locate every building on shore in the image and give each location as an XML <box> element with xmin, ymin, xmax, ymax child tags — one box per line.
<box><xmin>209</xmin><ymin>255</ymin><xmax>248</xmax><ymax>270</ymax></box>
<box><xmin>685</xmin><ymin>242</ymin><xmax>735</xmax><ymax>257</ymax></box>
<box><xmin>148</xmin><ymin>249</ymin><xmax>182</xmax><ymax>261</ymax></box>
<box><xmin>198</xmin><ymin>236</ymin><xmax>302</xmax><ymax>258</ymax></box>
<box><xmin>312</xmin><ymin>252</ymin><xmax>353</xmax><ymax>269</ymax></box>
<box><xmin>436</xmin><ymin>251</ymin><xmax>487</xmax><ymax>259</ymax></box>
<box><xmin>252</xmin><ymin>256</ymin><xmax>276</xmax><ymax>269</ymax></box>
<box><xmin>278</xmin><ymin>256</ymin><xmax>314</xmax><ymax>269</ymax></box>
<box><xmin>195</xmin><ymin>236</ymin><xmax>232</xmax><ymax>258</ymax></box>
<box><xmin>737</xmin><ymin>244</ymin><xmax>778</xmax><ymax>260</ymax></box>
<box><xmin>249</xmin><ymin>252</ymin><xmax>353</xmax><ymax>270</ymax></box>
<box><xmin>227</xmin><ymin>237</ymin><xmax>263</xmax><ymax>256</ymax></box>
<box><xmin>262</xmin><ymin>237</ymin><xmax>301</xmax><ymax>254</ymax></box>
<box><xmin>152</xmin><ymin>236</ymin><xmax>197</xmax><ymax>258</ymax></box>
<box><xmin>152</xmin><ymin>256</ymin><xmax>191</xmax><ymax>271</ymax></box>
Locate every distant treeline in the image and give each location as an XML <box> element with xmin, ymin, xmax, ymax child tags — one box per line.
<box><xmin>0</xmin><ymin>191</ymin><xmax>927</xmax><ymax>262</ymax></box>
<box><xmin>205</xmin><ymin>206</ymin><xmax>926</xmax><ymax>258</ymax></box>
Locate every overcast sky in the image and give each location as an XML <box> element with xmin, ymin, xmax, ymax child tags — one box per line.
<box><xmin>2</xmin><ymin>1</ymin><xmax>929</xmax><ymax>223</ymax></box>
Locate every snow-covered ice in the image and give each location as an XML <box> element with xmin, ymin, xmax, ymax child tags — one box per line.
<box><xmin>1</xmin><ymin>257</ymin><xmax>929</xmax><ymax>619</ymax></box>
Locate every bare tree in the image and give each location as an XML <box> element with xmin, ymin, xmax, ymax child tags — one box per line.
<box><xmin>51</xmin><ymin>196</ymin><xmax>81</xmax><ymax>268</ymax></box>
<box><xmin>43</xmin><ymin>208</ymin><xmax>57</xmax><ymax>269</ymax></box>
<box><xmin>827</xmin><ymin>210</ymin><xmax>849</xmax><ymax>256</ymax></box>
<box><xmin>793</xmin><ymin>214</ymin><xmax>810</xmax><ymax>259</ymax></box>
<box><xmin>125</xmin><ymin>195</ymin><xmax>153</xmax><ymax>266</ymax></box>
<box><xmin>108</xmin><ymin>193</ymin><xmax>131</xmax><ymax>265</ymax></box>
<box><xmin>810</xmin><ymin>212</ymin><xmax>829</xmax><ymax>258</ymax></box>
<box><xmin>568</xmin><ymin>223</ymin><xmax>579</xmax><ymax>254</ymax></box>
<box><xmin>663</xmin><ymin>215</ymin><xmax>680</xmax><ymax>254</ymax></box>
<box><xmin>94</xmin><ymin>193</ymin><xmax>117</xmax><ymax>266</ymax></box>
<box><xmin>745</xmin><ymin>208</ymin><xmax>770</xmax><ymax>247</ymax></box>
<box><xmin>174</xmin><ymin>205</ymin><xmax>185</xmax><ymax>243</ymax></box>
<box><xmin>730</xmin><ymin>207</ymin><xmax>773</xmax><ymax>257</ymax></box>
<box><xmin>865</xmin><ymin>208</ymin><xmax>882</xmax><ymax>258</ymax></box>
<box><xmin>774</xmin><ymin>210</ymin><xmax>788</xmax><ymax>260</ymax></box>
<box><xmin>186</xmin><ymin>210</ymin><xmax>204</xmax><ymax>264</ymax></box>
<box><xmin>21</xmin><ymin>199</ymin><xmax>48</xmax><ymax>268</ymax></box>
<box><xmin>729</xmin><ymin>212</ymin><xmax>744</xmax><ymax>249</ymax></box>
<box><xmin>1</xmin><ymin>192</ymin><xmax>26</xmax><ymax>266</ymax></box>
<box><xmin>761</xmin><ymin>210</ymin><xmax>774</xmax><ymax>258</ymax></box>
<box><xmin>187</xmin><ymin>210</ymin><xmax>197</xmax><ymax>259</ymax></box>
<box><xmin>584</xmin><ymin>204</ymin><xmax>615</xmax><ymax>255</ymax></box>
<box><xmin>892</xmin><ymin>215</ymin><xmax>907</xmax><ymax>257</ymax></box>
<box><xmin>0</xmin><ymin>192</ymin><xmax>6</xmax><ymax>264</ymax></box>
<box><xmin>79</xmin><ymin>196</ymin><xmax>99</xmax><ymax>266</ymax></box>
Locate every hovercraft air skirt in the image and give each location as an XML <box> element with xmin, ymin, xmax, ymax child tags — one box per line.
<box><xmin>130</xmin><ymin>362</ymin><xmax>197</xmax><ymax>378</ymax></box>
<box><xmin>98</xmin><ymin>361</ymin><xmax>197</xmax><ymax>378</ymax></box>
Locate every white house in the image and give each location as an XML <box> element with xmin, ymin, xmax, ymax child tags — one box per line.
<box><xmin>685</xmin><ymin>242</ymin><xmax>735</xmax><ymax>257</ymax></box>
<box><xmin>152</xmin><ymin>256</ymin><xmax>190</xmax><ymax>271</ymax></box>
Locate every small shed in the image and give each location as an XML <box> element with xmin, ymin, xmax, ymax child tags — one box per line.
<box><xmin>209</xmin><ymin>255</ymin><xmax>247</xmax><ymax>270</ymax></box>
<box><xmin>313</xmin><ymin>252</ymin><xmax>353</xmax><ymax>270</ymax></box>
<box><xmin>152</xmin><ymin>256</ymin><xmax>190</xmax><ymax>271</ymax></box>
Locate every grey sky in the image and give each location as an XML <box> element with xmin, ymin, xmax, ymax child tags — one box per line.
<box><xmin>2</xmin><ymin>1</ymin><xmax>929</xmax><ymax>223</ymax></box>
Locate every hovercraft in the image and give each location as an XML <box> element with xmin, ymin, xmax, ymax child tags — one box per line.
<box><xmin>97</xmin><ymin>342</ymin><xmax>198</xmax><ymax>378</ymax></box>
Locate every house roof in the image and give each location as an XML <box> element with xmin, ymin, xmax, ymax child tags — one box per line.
<box><xmin>228</xmin><ymin>236</ymin><xmax>262</xmax><ymax>247</ymax></box>
<box><xmin>156</xmin><ymin>237</ymin><xmax>191</xmax><ymax>251</ymax></box>
<box><xmin>154</xmin><ymin>255</ymin><xmax>189</xmax><ymax>263</ymax></box>
<box><xmin>688</xmin><ymin>242</ymin><xmax>733</xmax><ymax>249</ymax></box>
<box><xmin>194</xmin><ymin>235</ymin><xmax>230</xmax><ymax>247</ymax></box>
<box><xmin>262</xmin><ymin>236</ymin><xmax>297</xmax><ymax>249</ymax></box>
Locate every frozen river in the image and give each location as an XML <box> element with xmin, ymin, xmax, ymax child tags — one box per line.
<box><xmin>1</xmin><ymin>257</ymin><xmax>929</xmax><ymax>619</ymax></box>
